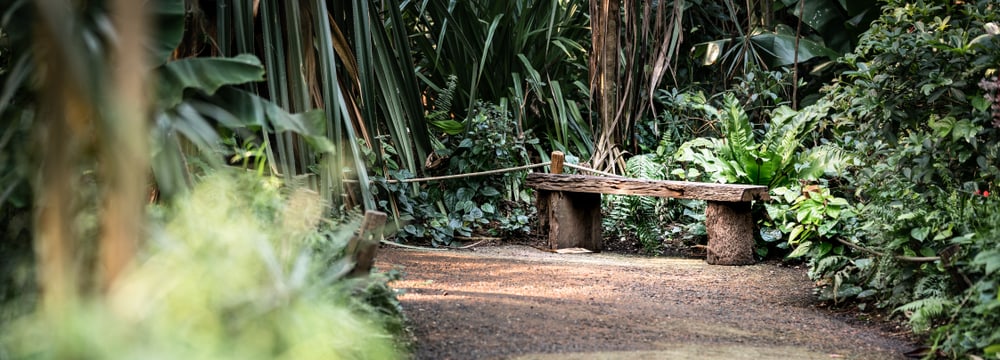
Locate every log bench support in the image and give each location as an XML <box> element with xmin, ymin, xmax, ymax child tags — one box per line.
<box><xmin>527</xmin><ymin>152</ymin><xmax>768</xmax><ymax>265</ymax></box>
<box><xmin>704</xmin><ymin>201</ymin><xmax>754</xmax><ymax>265</ymax></box>
<box><xmin>536</xmin><ymin>190</ymin><xmax>603</xmax><ymax>251</ymax></box>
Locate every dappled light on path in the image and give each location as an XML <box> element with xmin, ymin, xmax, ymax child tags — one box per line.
<box><xmin>378</xmin><ymin>245</ymin><xmax>912</xmax><ymax>359</ymax></box>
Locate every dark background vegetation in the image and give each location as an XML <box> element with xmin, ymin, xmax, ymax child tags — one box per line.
<box><xmin>1</xmin><ymin>0</ymin><xmax>998</xmax><ymax>358</ymax></box>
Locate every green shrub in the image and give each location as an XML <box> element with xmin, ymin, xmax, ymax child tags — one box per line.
<box><xmin>1</xmin><ymin>172</ymin><xmax>403</xmax><ymax>359</ymax></box>
<box><xmin>811</xmin><ymin>0</ymin><xmax>1000</xmax><ymax>356</ymax></box>
<box><xmin>376</xmin><ymin>100</ymin><xmax>538</xmax><ymax>247</ymax></box>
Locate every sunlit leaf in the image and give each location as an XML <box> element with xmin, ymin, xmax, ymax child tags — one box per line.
<box><xmin>787</xmin><ymin>240</ymin><xmax>813</xmax><ymax>258</ymax></box>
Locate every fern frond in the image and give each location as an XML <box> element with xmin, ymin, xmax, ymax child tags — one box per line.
<box><xmin>437</xmin><ymin>75</ymin><xmax>458</xmax><ymax>115</ymax></box>
<box><xmin>914</xmin><ymin>274</ymin><xmax>949</xmax><ymax>299</ymax></box>
<box><xmin>772</xmin><ymin>106</ymin><xmax>816</xmax><ymax>166</ymax></box>
<box><xmin>625</xmin><ymin>154</ymin><xmax>665</xmax><ymax>180</ymax></box>
<box><xmin>427</xmin><ymin>75</ymin><xmax>459</xmax><ymax>123</ymax></box>
<box><xmin>810</xmin><ymin>255</ymin><xmax>850</xmax><ymax>279</ymax></box>
<box><xmin>719</xmin><ymin>94</ymin><xmax>755</xmax><ymax>150</ymax></box>
<box><xmin>895</xmin><ymin>297</ymin><xmax>952</xmax><ymax>315</ymax></box>
<box><xmin>636</xmin><ymin>220</ymin><xmax>663</xmax><ymax>253</ymax></box>
<box><xmin>895</xmin><ymin>297</ymin><xmax>954</xmax><ymax>333</ymax></box>
<box><xmin>718</xmin><ymin>94</ymin><xmax>756</xmax><ymax>174</ymax></box>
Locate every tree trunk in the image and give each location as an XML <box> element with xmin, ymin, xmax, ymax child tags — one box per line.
<box><xmin>590</xmin><ymin>0</ymin><xmax>621</xmax><ymax>172</ymax></box>
<box><xmin>99</xmin><ymin>0</ymin><xmax>150</xmax><ymax>292</ymax></box>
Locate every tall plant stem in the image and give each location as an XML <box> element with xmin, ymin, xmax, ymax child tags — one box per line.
<box><xmin>590</xmin><ymin>0</ymin><xmax>621</xmax><ymax>172</ymax></box>
<box><xmin>792</xmin><ymin>0</ymin><xmax>804</xmax><ymax>110</ymax></box>
<box><xmin>32</xmin><ymin>0</ymin><xmax>87</xmax><ymax>314</ymax></box>
<box><xmin>99</xmin><ymin>0</ymin><xmax>149</xmax><ymax>292</ymax></box>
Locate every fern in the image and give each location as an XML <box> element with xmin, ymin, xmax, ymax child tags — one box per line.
<box><xmin>674</xmin><ymin>93</ymin><xmax>841</xmax><ymax>188</ymax></box>
<box><xmin>809</xmin><ymin>255</ymin><xmax>850</xmax><ymax>280</ymax></box>
<box><xmin>636</xmin><ymin>219</ymin><xmax>663</xmax><ymax>254</ymax></box>
<box><xmin>427</xmin><ymin>75</ymin><xmax>462</xmax><ymax>134</ymax></box>
<box><xmin>914</xmin><ymin>274</ymin><xmax>949</xmax><ymax>299</ymax></box>
<box><xmin>895</xmin><ymin>297</ymin><xmax>954</xmax><ymax>333</ymax></box>
<box><xmin>603</xmin><ymin>155</ymin><xmax>670</xmax><ymax>252</ymax></box>
<box><xmin>626</xmin><ymin>154</ymin><xmax>665</xmax><ymax>180</ymax></box>
<box><xmin>436</xmin><ymin>75</ymin><xmax>458</xmax><ymax>117</ymax></box>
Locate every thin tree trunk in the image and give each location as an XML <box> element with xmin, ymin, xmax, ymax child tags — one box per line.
<box><xmin>590</xmin><ymin>0</ymin><xmax>620</xmax><ymax>172</ymax></box>
<box><xmin>32</xmin><ymin>0</ymin><xmax>86</xmax><ymax>313</ymax></box>
<box><xmin>99</xmin><ymin>0</ymin><xmax>149</xmax><ymax>291</ymax></box>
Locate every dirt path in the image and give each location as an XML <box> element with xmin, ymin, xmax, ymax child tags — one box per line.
<box><xmin>376</xmin><ymin>245</ymin><xmax>915</xmax><ymax>360</ymax></box>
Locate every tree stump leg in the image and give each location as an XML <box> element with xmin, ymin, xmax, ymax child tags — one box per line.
<box><xmin>539</xmin><ymin>191</ymin><xmax>602</xmax><ymax>251</ymax></box>
<box><xmin>705</xmin><ymin>201</ymin><xmax>755</xmax><ymax>265</ymax></box>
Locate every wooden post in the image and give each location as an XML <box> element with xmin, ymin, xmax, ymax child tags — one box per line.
<box><xmin>550</xmin><ymin>151</ymin><xmax>565</xmax><ymax>174</ymax></box>
<box><xmin>705</xmin><ymin>201</ymin><xmax>755</xmax><ymax>265</ymax></box>
<box><xmin>347</xmin><ymin>210</ymin><xmax>388</xmax><ymax>277</ymax></box>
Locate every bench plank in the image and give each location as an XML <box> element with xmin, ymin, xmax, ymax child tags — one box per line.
<box><xmin>525</xmin><ymin>173</ymin><xmax>770</xmax><ymax>202</ymax></box>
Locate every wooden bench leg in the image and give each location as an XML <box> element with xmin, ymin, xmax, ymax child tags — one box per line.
<box><xmin>537</xmin><ymin>190</ymin><xmax>602</xmax><ymax>251</ymax></box>
<box><xmin>705</xmin><ymin>201</ymin><xmax>755</xmax><ymax>265</ymax></box>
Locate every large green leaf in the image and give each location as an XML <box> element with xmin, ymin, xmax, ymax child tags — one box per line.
<box><xmin>750</xmin><ymin>26</ymin><xmax>841</xmax><ymax>67</ymax></box>
<box><xmin>151</xmin><ymin>86</ymin><xmax>336</xmax><ymax>198</ymax></box>
<box><xmin>156</xmin><ymin>54</ymin><xmax>266</xmax><ymax>110</ymax></box>
<box><xmin>315</xmin><ymin>0</ymin><xmax>374</xmax><ymax>211</ymax></box>
<box><xmin>148</xmin><ymin>0</ymin><xmax>186</xmax><ymax>64</ymax></box>
<box><xmin>204</xmin><ymin>88</ymin><xmax>336</xmax><ymax>153</ymax></box>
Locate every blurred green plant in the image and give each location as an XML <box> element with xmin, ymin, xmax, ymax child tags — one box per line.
<box><xmin>2</xmin><ymin>172</ymin><xmax>404</xmax><ymax>359</ymax></box>
<box><xmin>151</xmin><ymin>53</ymin><xmax>336</xmax><ymax>198</ymax></box>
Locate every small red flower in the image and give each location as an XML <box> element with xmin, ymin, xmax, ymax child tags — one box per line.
<box><xmin>985</xmin><ymin>191</ymin><xmax>991</xmax><ymax>197</ymax></box>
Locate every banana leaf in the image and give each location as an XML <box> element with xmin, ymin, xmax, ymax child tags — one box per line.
<box><xmin>156</xmin><ymin>54</ymin><xmax>266</xmax><ymax>109</ymax></box>
<box><xmin>148</xmin><ymin>0</ymin><xmax>185</xmax><ymax>64</ymax></box>
<box><xmin>203</xmin><ymin>88</ymin><xmax>335</xmax><ymax>153</ymax></box>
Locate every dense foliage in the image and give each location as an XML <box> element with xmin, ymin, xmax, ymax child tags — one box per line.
<box><xmin>598</xmin><ymin>1</ymin><xmax>999</xmax><ymax>356</ymax></box>
<box><xmin>373</xmin><ymin>98</ymin><xmax>538</xmax><ymax>247</ymax></box>
<box><xmin>0</xmin><ymin>0</ymin><xmax>408</xmax><ymax>357</ymax></box>
<box><xmin>814</xmin><ymin>1</ymin><xmax>1000</xmax><ymax>356</ymax></box>
<box><xmin>3</xmin><ymin>0</ymin><xmax>1000</xmax><ymax>357</ymax></box>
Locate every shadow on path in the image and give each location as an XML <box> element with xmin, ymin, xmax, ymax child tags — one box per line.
<box><xmin>377</xmin><ymin>245</ymin><xmax>913</xmax><ymax>360</ymax></box>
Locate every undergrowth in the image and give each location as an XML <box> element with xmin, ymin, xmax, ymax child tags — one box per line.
<box><xmin>1</xmin><ymin>171</ymin><xmax>405</xmax><ymax>359</ymax></box>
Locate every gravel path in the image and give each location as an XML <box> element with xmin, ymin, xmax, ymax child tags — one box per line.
<box><xmin>376</xmin><ymin>245</ymin><xmax>915</xmax><ymax>360</ymax></box>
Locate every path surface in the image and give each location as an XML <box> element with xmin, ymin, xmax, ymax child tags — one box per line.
<box><xmin>376</xmin><ymin>245</ymin><xmax>914</xmax><ymax>360</ymax></box>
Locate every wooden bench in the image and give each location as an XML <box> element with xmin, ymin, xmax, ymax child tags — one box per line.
<box><xmin>525</xmin><ymin>152</ymin><xmax>769</xmax><ymax>265</ymax></box>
